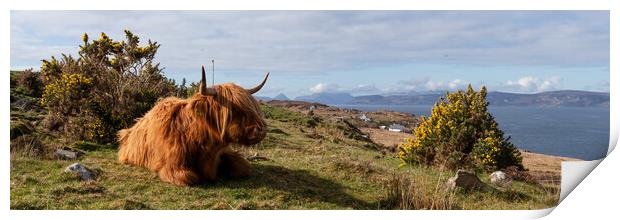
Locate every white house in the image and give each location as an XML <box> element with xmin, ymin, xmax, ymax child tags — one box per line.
<box><xmin>388</xmin><ymin>124</ymin><xmax>406</xmax><ymax>132</ymax></box>
<box><xmin>358</xmin><ymin>114</ymin><xmax>371</xmax><ymax>122</ymax></box>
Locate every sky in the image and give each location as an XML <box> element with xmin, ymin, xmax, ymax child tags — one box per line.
<box><xmin>10</xmin><ymin>11</ymin><xmax>610</xmax><ymax>98</ymax></box>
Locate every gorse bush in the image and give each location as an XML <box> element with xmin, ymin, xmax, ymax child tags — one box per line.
<box><xmin>40</xmin><ymin>30</ymin><xmax>178</xmax><ymax>144</ymax></box>
<box><xmin>398</xmin><ymin>85</ymin><xmax>523</xmax><ymax>171</ymax></box>
<box><xmin>40</xmin><ymin>73</ymin><xmax>94</xmax><ymax>110</ymax></box>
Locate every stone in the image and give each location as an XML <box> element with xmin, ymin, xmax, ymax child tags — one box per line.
<box><xmin>54</xmin><ymin>149</ymin><xmax>81</xmax><ymax>160</ymax></box>
<box><xmin>489</xmin><ymin>171</ymin><xmax>512</xmax><ymax>188</ymax></box>
<box><xmin>446</xmin><ymin>169</ymin><xmax>486</xmax><ymax>190</ymax></box>
<box><xmin>64</xmin><ymin>163</ymin><xmax>95</xmax><ymax>181</ymax></box>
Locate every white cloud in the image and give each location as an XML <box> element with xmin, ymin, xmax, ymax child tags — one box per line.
<box><xmin>503</xmin><ymin>76</ymin><xmax>563</xmax><ymax>92</ymax></box>
<box><xmin>505</xmin><ymin>76</ymin><xmax>538</xmax><ymax>91</ymax></box>
<box><xmin>308</xmin><ymin>83</ymin><xmax>380</xmax><ymax>95</ymax></box>
<box><xmin>424</xmin><ymin>79</ymin><xmax>468</xmax><ymax>91</ymax></box>
<box><xmin>309</xmin><ymin>83</ymin><xmax>340</xmax><ymax>93</ymax></box>
<box><xmin>538</xmin><ymin>76</ymin><xmax>562</xmax><ymax>91</ymax></box>
<box><xmin>448</xmin><ymin>79</ymin><xmax>466</xmax><ymax>90</ymax></box>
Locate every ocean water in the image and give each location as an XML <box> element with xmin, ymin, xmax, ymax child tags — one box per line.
<box><xmin>334</xmin><ymin>104</ymin><xmax>610</xmax><ymax>160</ymax></box>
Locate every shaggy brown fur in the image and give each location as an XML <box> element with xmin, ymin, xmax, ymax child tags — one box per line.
<box><xmin>118</xmin><ymin>83</ymin><xmax>267</xmax><ymax>186</ymax></box>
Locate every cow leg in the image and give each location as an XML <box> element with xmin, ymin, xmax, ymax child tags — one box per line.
<box><xmin>157</xmin><ymin>144</ymin><xmax>201</xmax><ymax>186</ymax></box>
<box><xmin>218</xmin><ymin>148</ymin><xmax>251</xmax><ymax>179</ymax></box>
<box><xmin>199</xmin><ymin>151</ymin><xmax>222</xmax><ymax>182</ymax></box>
<box><xmin>158</xmin><ymin>165</ymin><xmax>200</xmax><ymax>186</ymax></box>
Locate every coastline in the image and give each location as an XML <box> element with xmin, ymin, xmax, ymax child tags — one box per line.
<box><xmin>266</xmin><ymin>100</ymin><xmax>582</xmax><ymax>183</ymax></box>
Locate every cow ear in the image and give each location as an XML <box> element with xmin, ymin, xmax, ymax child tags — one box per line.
<box><xmin>200</xmin><ymin>66</ymin><xmax>217</xmax><ymax>96</ymax></box>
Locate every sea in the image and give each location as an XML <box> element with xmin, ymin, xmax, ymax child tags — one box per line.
<box><xmin>333</xmin><ymin>104</ymin><xmax>610</xmax><ymax>161</ymax></box>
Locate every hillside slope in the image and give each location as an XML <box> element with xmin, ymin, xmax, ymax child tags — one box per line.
<box><xmin>11</xmin><ymin>104</ymin><xmax>558</xmax><ymax>210</ymax></box>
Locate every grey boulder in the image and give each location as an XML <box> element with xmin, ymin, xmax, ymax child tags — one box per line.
<box><xmin>64</xmin><ymin>163</ymin><xmax>95</xmax><ymax>181</ymax></box>
<box><xmin>489</xmin><ymin>171</ymin><xmax>512</xmax><ymax>188</ymax></box>
<box><xmin>54</xmin><ymin>149</ymin><xmax>81</xmax><ymax>160</ymax></box>
<box><xmin>446</xmin><ymin>169</ymin><xmax>487</xmax><ymax>190</ymax></box>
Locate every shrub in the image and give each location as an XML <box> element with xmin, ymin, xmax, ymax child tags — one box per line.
<box><xmin>13</xmin><ymin>69</ymin><xmax>45</xmax><ymax>98</ymax></box>
<box><xmin>40</xmin><ymin>73</ymin><xmax>94</xmax><ymax>112</ymax></box>
<box><xmin>398</xmin><ymin>85</ymin><xmax>523</xmax><ymax>171</ymax></box>
<box><xmin>39</xmin><ymin>30</ymin><xmax>178</xmax><ymax>144</ymax></box>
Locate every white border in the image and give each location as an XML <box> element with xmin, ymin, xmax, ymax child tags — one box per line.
<box><xmin>2</xmin><ymin>0</ymin><xmax>617</xmax><ymax>219</ymax></box>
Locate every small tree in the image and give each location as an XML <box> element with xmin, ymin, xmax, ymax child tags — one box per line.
<box><xmin>40</xmin><ymin>30</ymin><xmax>178</xmax><ymax>143</ymax></box>
<box><xmin>398</xmin><ymin>85</ymin><xmax>523</xmax><ymax>171</ymax></box>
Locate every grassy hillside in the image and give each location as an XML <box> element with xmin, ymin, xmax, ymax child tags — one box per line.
<box><xmin>10</xmin><ymin>102</ymin><xmax>558</xmax><ymax>210</ymax></box>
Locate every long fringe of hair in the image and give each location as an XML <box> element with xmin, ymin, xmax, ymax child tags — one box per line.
<box><xmin>117</xmin><ymin>83</ymin><xmax>263</xmax><ymax>174</ymax></box>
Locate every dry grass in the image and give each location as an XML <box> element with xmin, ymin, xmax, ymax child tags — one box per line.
<box><xmin>385</xmin><ymin>173</ymin><xmax>455</xmax><ymax>210</ymax></box>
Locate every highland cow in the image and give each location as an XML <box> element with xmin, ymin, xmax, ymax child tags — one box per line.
<box><xmin>118</xmin><ymin>66</ymin><xmax>269</xmax><ymax>186</ymax></box>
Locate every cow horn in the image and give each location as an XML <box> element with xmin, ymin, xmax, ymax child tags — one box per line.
<box><xmin>246</xmin><ymin>72</ymin><xmax>269</xmax><ymax>94</ymax></box>
<box><xmin>200</xmin><ymin>66</ymin><xmax>217</xmax><ymax>96</ymax></box>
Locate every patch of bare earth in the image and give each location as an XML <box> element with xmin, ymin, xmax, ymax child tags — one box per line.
<box><xmin>520</xmin><ymin>151</ymin><xmax>580</xmax><ymax>184</ymax></box>
<box><xmin>361</xmin><ymin>128</ymin><xmax>412</xmax><ymax>150</ymax></box>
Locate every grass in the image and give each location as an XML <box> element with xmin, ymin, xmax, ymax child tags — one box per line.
<box><xmin>10</xmin><ymin>104</ymin><xmax>559</xmax><ymax>210</ymax></box>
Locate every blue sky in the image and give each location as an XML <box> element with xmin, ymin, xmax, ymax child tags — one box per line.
<box><xmin>10</xmin><ymin>11</ymin><xmax>609</xmax><ymax>98</ymax></box>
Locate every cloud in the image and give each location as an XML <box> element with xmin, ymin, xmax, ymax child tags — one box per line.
<box><xmin>309</xmin><ymin>83</ymin><xmax>340</xmax><ymax>93</ymax></box>
<box><xmin>503</xmin><ymin>76</ymin><xmax>563</xmax><ymax>92</ymax></box>
<box><xmin>308</xmin><ymin>83</ymin><xmax>381</xmax><ymax>95</ymax></box>
<box><xmin>425</xmin><ymin>79</ymin><xmax>469</xmax><ymax>91</ymax></box>
<box><xmin>10</xmin><ymin>11</ymin><xmax>609</xmax><ymax>79</ymax></box>
<box><xmin>391</xmin><ymin>77</ymin><xmax>470</xmax><ymax>93</ymax></box>
<box><xmin>397</xmin><ymin>77</ymin><xmax>430</xmax><ymax>91</ymax></box>
<box><xmin>505</xmin><ymin>76</ymin><xmax>538</xmax><ymax>91</ymax></box>
<box><xmin>350</xmin><ymin>84</ymin><xmax>381</xmax><ymax>95</ymax></box>
<box><xmin>538</xmin><ymin>76</ymin><xmax>562</xmax><ymax>91</ymax></box>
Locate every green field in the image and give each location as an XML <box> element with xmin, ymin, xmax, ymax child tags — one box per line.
<box><xmin>10</xmin><ymin>103</ymin><xmax>559</xmax><ymax>210</ymax></box>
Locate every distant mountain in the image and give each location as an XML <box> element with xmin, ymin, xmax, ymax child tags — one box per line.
<box><xmin>255</xmin><ymin>93</ymin><xmax>290</xmax><ymax>102</ymax></box>
<box><xmin>349</xmin><ymin>90</ymin><xmax>609</xmax><ymax>107</ymax></box>
<box><xmin>487</xmin><ymin>90</ymin><xmax>609</xmax><ymax>107</ymax></box>
<box><xmin>272</xmin><ymin>93</ymin><xmax>290</xmax><ymax>101</ymax></box>
<box><xmin>254</xmin><ymin>96</ymin><xmax>272</xmax><ymax>101</ymax></box>
<box><xmin>351</xmin><ymin>93</ymin><xmax>443</xmax><ymax>105</ymax></box>
<box><xmin>295</xmin><ymin>92</ymin><xmax>354</xmax><ymax>104</ymax></box>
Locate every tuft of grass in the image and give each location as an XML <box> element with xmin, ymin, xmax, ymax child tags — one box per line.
<box><xmin>10</xmin><ymin>135</ymin><xmax>46</xmax><ymax>159</ymax></box>
<box><xmin>384</xmin><ymin>172</ymin><xmax>456</xmax><ymax>210</ymax></box>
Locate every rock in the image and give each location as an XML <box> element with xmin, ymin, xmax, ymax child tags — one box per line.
<box><xmin>54</xmin><ymin>149</ymin><xmax>81</xmax><ymax>160</ymax></box>
<box><xmin>446</xmin><ymin>169</ymin><xmax>486</xmax><ymax>190</ymax></box>
<box><xmin>64</xmin><ymin>163</ymin><xmax>95</xmax><ymax>181</ymax></box>
<box><xmin>247</xmin><ymin>153</ymin><xmax>270</xmax><ymax>161</ymax></box>
<box><xmin>490</xmin><ymin>171</ymin><xmax>512</xmax><ymax>188</ymax></box>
